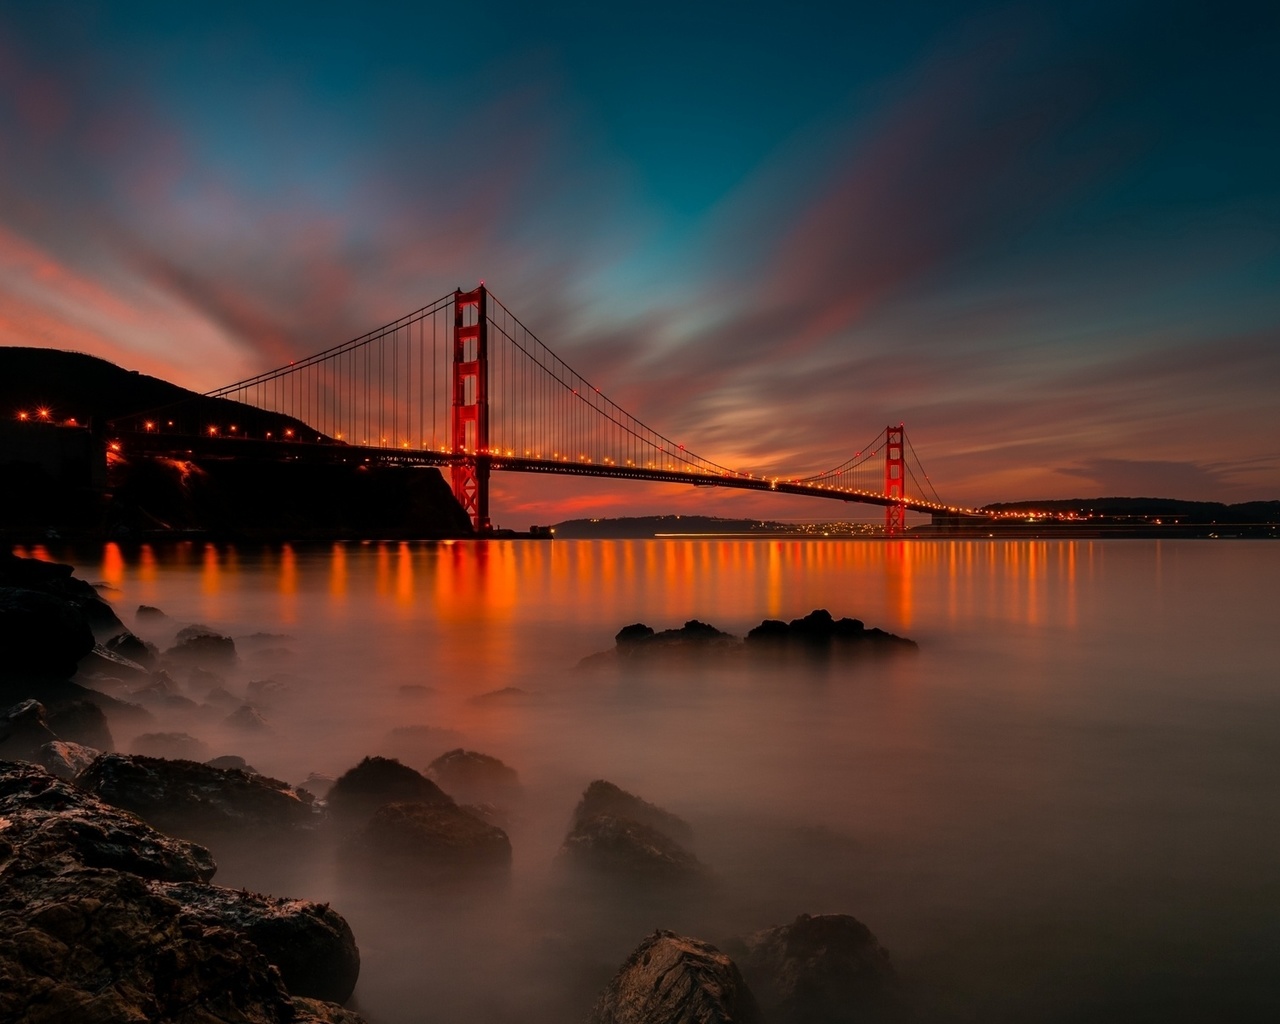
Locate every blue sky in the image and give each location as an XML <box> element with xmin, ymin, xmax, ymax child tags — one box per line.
<box><xmin>1</xmin><ymin>1</ymin><xmax>1277</xmax><ymax>519</ymax></box>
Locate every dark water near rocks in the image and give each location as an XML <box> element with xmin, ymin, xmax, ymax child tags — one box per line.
<box><xmin>28</xmin><ymin>538</ymin><xmax>1280</xmax><ymax>1023</ymax></box>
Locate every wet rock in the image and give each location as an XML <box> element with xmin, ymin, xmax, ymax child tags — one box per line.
<box><xmin>468</xmin><ymin>686</ymin><xmax>532</xmax><ymax>705</ymax></box>
<box><xmin>618</xmin><ymin>619</ymin><xmax>738</xmax><ymax>660</ymax></box>
<box><xmin>0</xmin><ymin>761</ymin><xmax>215</xmax><ymax>881</ymax></box>
<box><xmin>129</xmin><ymin>674</ymin><xmax>201</xmax><ymax>711</ymax></box>
<box><xmin>105</xmin><ymin>630</ymin><xmax>159</xmax><ymax>668</ymax></box>
<box><xmin>165</xmin><ymin>629</ymin><xmax>237</xmax><ymax>668</ymax></box>
<box><xmin>131</xmin><ymin>731</ymin><xmax>212</xmax><ymax>761</ymax></box>
<box><xmin>0</xmin><ymin>699</ymin><xmax>58</xmax><ymax>761</ymax></box>
<box><xmin>425</xmin><ymin>748</ymin><xmax>520</xmax><ymax>804</ymax></box>
<box><xmin>135</xmin><ymin>603</ymin><xmax>168</xmax><ymax>621</ymax></box>
<box><xmin>37</xmin><ymin>739</ymin><xmax>102</xmax><ymax>779</ymax></box>
<box><xmin>327</xmin><ymin>756</ymin><xmax>452</xmax><ymax>824</ymax></box>
<box><xmin>588</xmin><ymin>930</ymin><xmax>762</xmax><ymax>1024</ymax></box>
<box><xmin>0</xmin><ymin>867</ymin><xmax>346</xmax><ymax>1024</ymax></box>
<box><xmin>573</xmin><ymin>779</ymin><xmax>694</xmax><ymax>846</ymax></box>
<box><xmin>0</xmin><ymin>586</ymin><xmax>96</xmax><ymax>682</ymax></box>
<box><xmin>350</xmin><ymin>800</ymin><xmax>511</xmax><ymax>877</ymax></box>
<box><xmin>204</xmin><ymin>684</ymin><xmax>245</xmax><ymax>710</ymax></box>
<box><xmin>156</xmin><ymin>882</ymin><xmax>360</xmax><ymax>1004</ymax></box>
<box><xmin>45</xmin><ymin>698</ymin><xmax>113</xmax><ymax>751</ymax></box>
<box><xmin>745</xmin><ymin>609</ymin><xmax>917</xmax><ymax>653</ymax></box>
<box><xmin>225</xmin><ymin>704</ymin><xmax>270</xmax><ymax>732</ymax></box>
<box><xmin>294</xmin><ymin>998</ymin><xmax>370</xmax><ymax>1024</ymax></box>
<box><xmin>76</xmin><ymin>753</ymin><xmax>313</xmax><ymax>839</ymax></box>
<box><xmin>726</xmin><ymin>913</ymin><xmax>901</xmax><ymax>1024</ymax></box>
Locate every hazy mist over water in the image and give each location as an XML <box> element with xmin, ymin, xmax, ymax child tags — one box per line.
<box><xmin>28</xmin><ymin>538</ymin><xmax>1280</xmax><ymax>1023</ymax></box>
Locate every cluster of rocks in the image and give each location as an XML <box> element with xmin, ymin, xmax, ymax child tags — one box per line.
<box><xmin>586</xmin><ymin>609</ymin><xmax>917</xmax><ymax>667</ymax></box>
<box><xmin>0</xmin><ymin>760</ymin><xmax>363</xmax><ymax>1024</ymax></box>
<box><xmin>589</xmin><ymin>919</ymin><xmax>902</xmax><ymax>1024</ymax></box>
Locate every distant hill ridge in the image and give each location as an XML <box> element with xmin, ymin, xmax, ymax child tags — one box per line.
<box><xmin>0</xmin><ymin>346</ymin><xmax>308</xmax><ymax>437</ymax></box>
<box><xmin>984</xmin><ymin>497</ymin><xmax>1280</xmax><ymax>523</ymax></box>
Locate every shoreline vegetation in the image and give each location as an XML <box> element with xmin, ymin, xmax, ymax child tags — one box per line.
<box><xmin>1</xmin><ymin>549</ymin><xmax>918</xmax><ymax>1023</ymax></box>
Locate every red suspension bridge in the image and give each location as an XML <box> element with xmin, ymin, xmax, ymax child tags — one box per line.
<box><xmin>109</xmin><ymin>286</ymin><xmax>984</xmax><ymax>535</ymax></box>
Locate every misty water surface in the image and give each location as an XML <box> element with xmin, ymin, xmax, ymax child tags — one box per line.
<box><xmin>28</xmin><ymin>538</ymin><xmax>1280</xmax><ymax>1023</ymax></box>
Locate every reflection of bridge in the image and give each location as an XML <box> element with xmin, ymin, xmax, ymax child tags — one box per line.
<box><xmin>110</xmin><ymin>286</ymin><xmax>983</xmax><ymax>535</ymax></box>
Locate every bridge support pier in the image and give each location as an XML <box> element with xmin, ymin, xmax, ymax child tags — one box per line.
<box><xmin>884</xmin><ymin>423</ymin><xmax>905</xmax><ymax>537</ymax></box>
<box><xmin>452</xmin><ymin>286</ymin><xmax>492</xmax><ymax>533</ymax></box>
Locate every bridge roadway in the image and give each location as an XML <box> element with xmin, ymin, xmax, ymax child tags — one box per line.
<box><xmin>117</xmin><ymin>431</ymin><xmax>979</xmax><ymax>519</ymax></box>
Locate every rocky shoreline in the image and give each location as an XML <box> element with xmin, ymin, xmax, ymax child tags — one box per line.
<box><xmin>1</xmin><ymin>549</ymin><xmax>915</xmax><ymax>1023</ymax></box>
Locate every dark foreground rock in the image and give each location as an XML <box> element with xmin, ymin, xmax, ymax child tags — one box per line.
<box><xmin>327</xmin><ymin>755</ymin><xmax>453</xmax><ymax>824</ymax></box>
<box><xmin>561</xmin><ymin>781</ymin><xmax>704</xmax><ymax>882</ymax></box>
<box><xmin>727</xmin><ymin>913</ymin><xmax>901</xmax><ymax>1024</ymax></box>
<box><xmin>0</xmin><ymin>761</ymin><xmax>366</xmax><ymax>1022</ymax></box>
<box><xmin>37</xmin><ymin>739</ymin><xmax>102</xmax><ymax>780</ymax></box>
<box><xmin>588</xmin><ymin>930</ymin><xmax>763</xmax><ymax>1024</ymax></box>
<box><xmin>425</xmin><ymin>747</ymin><xmax>520</xmax><ymax>804</ymax></box>
<box><xmin>0</xmin><ymin>868</ymin><xmax>307</xmax><ymax>1024</ymax></box>
<box><xmin>0</xmin><ymin>760</ymin><xmax>215</xmax><ymax>881</ymax></box>
<box><xmin>76</xmin><ymin>753</ymin><xmax>313</xmax><ymax>840</ymax></box>
<box><xmin>0</xmin><ymin>587</ymin><xmax>96</xmax><ymax>682</ymax></box>
<box><xmin>156</xmin><ymin>882</ymin><xmax>360</xmax><ymax>1004</ymax></box>
<box><xmin>348</xmin><ymin>800</ymin><xmax>512</xmax><ymax>878</ymax></box>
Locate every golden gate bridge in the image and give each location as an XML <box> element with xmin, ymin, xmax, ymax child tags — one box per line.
<box><xmin>109</xmin><ymin>286</ymin><xmax>985</xmax><ymax>535</ymax></box>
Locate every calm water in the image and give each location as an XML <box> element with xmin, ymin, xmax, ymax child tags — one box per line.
<box><xmin>32</xmin><ymin>538</ymin><xmax>1280</xmax><ymax>1023</ymax></box>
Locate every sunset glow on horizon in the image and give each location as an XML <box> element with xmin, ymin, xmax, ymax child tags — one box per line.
<box><xmin>1</xmin><ymin>2</ymin><xmax>1277</xmax><ymax>519</ymax></box>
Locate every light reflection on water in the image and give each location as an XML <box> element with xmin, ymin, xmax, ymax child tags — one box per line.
<box><xmin>26</xmin><ymin>538</ymin><xmax>1280</xmax><ymax>1023</ymax></box>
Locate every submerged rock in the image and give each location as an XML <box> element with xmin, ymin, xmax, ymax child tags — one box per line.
<box><xmin>156</xmin><ymin>882</ymin><xmax>361</xmax><ymax>1004</ymax></box>
<box><xmin>726</xmin><ymin>913</ymin><xmax>901</xmax><ymax>1024</ymax></box>
<box><xmin>0</xmin><ymin>699</ymin><xmax>58</xmax><ymax>761</ymax></box>
<box><xmin>572</xmin><ymin>779</ymin><xmax>693</xmax><ymax>846</ymax></box>
<box><xmin>224</xmin><ymin>704</ymin><xmax>271</xmax><ymax>732</ymax></box>
<box><xmin>588</xmin><ymin>930</ymin><xmax>762</xmax><ymax>1024</ymax></box>
<box><xmin>327</xmin><ymin>756</ymin><xmax>452</xmax><ymax>824</ymax></box>
<box><xmin>165</xmin><ymin>629</ymin><xmax>237</xmax><ymax>667</ymax></box>
<box><xmin>561</xmin><ymin>781</ymin><xmax>704</xmax><ymax>882</ymax></box>
<box><xmin>76</xmin><ymin>753</ymin><xmax>313</xmax><ymax>839</ymax></box>
<box><xmin>349</xmin><ymin>800</ymin><xmax>512</xmax><ymax>877</ymax></box>
<box><xmin>425</xmin><ymin>748</ymin><xmax>520</xmax><ymax>805</ymax></box>
<box><xmin>745</xmin><ymin>609</ymin><xmax>917</xmax><ymax>653</ymax></box>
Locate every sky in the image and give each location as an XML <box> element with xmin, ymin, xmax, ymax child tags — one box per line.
<box><xmin>1</xmin><ymin>1</ymin><xmax>1278</xmax><ymax>523</ymax></box>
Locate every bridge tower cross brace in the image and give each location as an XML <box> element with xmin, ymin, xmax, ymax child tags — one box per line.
<box><xmin>451</xmin><ymin>285</ymin><xmax>491</xmax><ymax>533</ymax></box>
<box><xmin>885</xmin><ymin>423</ymin><xmax>905</xmax><ymax>537</ymax></box>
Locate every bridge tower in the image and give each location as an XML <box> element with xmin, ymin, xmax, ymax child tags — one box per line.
<box><xmin>885</xmin><ymin>423</ymin><xmax>905</xmax><ymax>537</ymax></box>
<box><xmin>451</xmin><ymin>285</ymin><xmax>491</xmax><ymax>533</ymax></box>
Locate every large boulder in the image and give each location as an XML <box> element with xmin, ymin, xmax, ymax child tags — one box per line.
<box><xmin>326</xmin><ymin>756</ymin><xmax>452</xmax><ymax>824</ymax></box>
<box><xmin>156</xmin><ymin>883</ymin><xmax>360</xmax><ymax>1004</ymax></box>
<box><xmin>347</xmin><ymin>801</ymin><xmax>512</xmax><ymax>878</ymax></box>
<box><xmin>0</xmin><ymin>867</ymin><xmax>363</xmax><ymax>1024</ymax></box>
<box><xmin>75</xmin><ymin>753</ymin><xmax>313</xmax><ymax>840</ymax></box>
<box><xmin>425</xmin><ymin>748</ymin><xmax>520</xmax><ymax>805</ymax></box>
<box><xmin>726</xmin><ymin>913</ymin><xmax>901</xmax><ymax>1024</ymax></box>
<box><xmin>0</xmin><ymin>587</ymin><xmax>95</xmax><ymax>682</ymax></box>
<box><xmin>105</xmin><ymin>630</ymin><xmax>160</xmax><ymax>668</ymax></box>
<box><xmin>588</xmin><ymin>930</ymin><xmax>763</xmax><ymax>1024</ymax></box>
<box><xmin>0</xmin><ymin>760</ymin><xmax>215</xmax><ymax>882</ymax></box>
<box><xmin>0</xmin><ymin>552</ymin><xmax>124</xmax><ymax>640</ymax></box>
